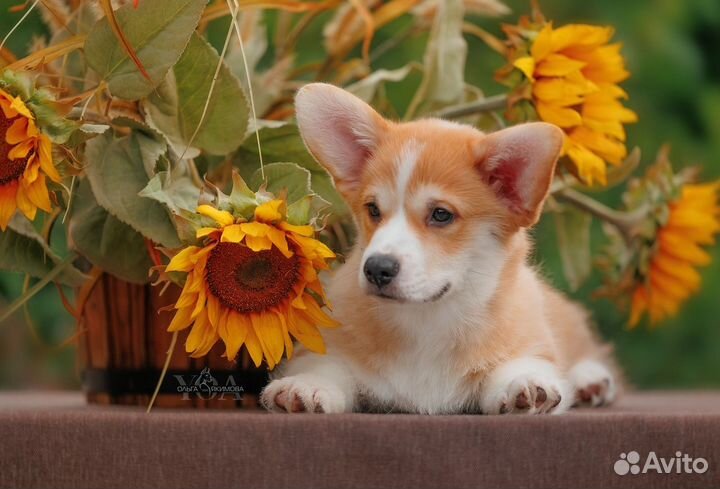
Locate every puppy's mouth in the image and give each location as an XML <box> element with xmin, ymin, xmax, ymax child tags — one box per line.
<box><xmin>369</xmin><ymin>283</ymin><xmax>451</xmax><ymax>303</ymax></box>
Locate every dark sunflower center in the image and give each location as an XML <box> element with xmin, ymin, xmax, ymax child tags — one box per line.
<box><xmin>205</xmin><ymin>242</ymin><xmax>301</xmax><ymax>314</ymax></box>
<box><xmin>0</xmin><ymin>112</ymin><xmax>28</xmax><ymax>186</ymax></box>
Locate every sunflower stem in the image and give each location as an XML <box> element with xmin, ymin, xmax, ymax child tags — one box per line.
<box><xmin>434</xmin><ymin>94</ymin><xmax>508</xmax><ymax>119</ymax></box>
<box><xmin>554</xmin><ymin>187</ymin><xmax>642</xmax><ymax>239</ymax></box>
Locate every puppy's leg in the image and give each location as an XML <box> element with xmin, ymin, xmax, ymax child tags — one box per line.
<box><xmin>261</xmin><ymin>351</ymin><xmax>356</xmax><ymax>414</ymax></box>
<box><xmin>480</xmin><ymin>357</ymin><xmax>571</xmax><ymax>415</ymax></box>
<box><xmin>568</xmin><ymin>359</ymin><xmax>616</xmax><ymax>407</ymax></box>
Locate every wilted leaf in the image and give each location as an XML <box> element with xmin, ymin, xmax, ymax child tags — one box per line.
<box><xmin>0</xmin><ymin>216</ymin><xmax>87</xmax><ymax>286</ymax></box>
<box><xmin>144</xmin><ymin>33</ymin><xmax>250</xmax><ymax>156</ymax></box>
<box><xmin>84</xmin><ymin>129</ymin><xmax>181</xmax><ymax>248</ymax></box>
<box><xmin>69</xmin><ymin>180</ymin><xmax>154</xmax><ymax>284</ymax></box>
<box><xmin>85</xmin><ymin>0</ymin><xmax>207</xmax><ymax>100</ymax></box>
<box><xmin>346</xmin><ymin>64</ymin><xmax>415</xmax><ymax>102</ymax></box>
<box><xmin>406</xmin><ymin>0</ymin><xmax>467</xmax><ymax>117</ymax></box>
<box><xmin>554</xmin><ymin>205</ymin><xmax>592</xmax><ymax>291</ymax></box>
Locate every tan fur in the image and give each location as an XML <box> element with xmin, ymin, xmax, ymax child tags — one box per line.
<box><xmin>262</xmin><ymin>84</ymin><xmax>619</xmax><ymax>414</ymax></box>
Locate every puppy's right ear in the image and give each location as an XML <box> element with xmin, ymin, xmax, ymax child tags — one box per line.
<box><xmin>295</xmin><ymin>83</ymin><xmax>387</xmax><ymax>197</ymax></box>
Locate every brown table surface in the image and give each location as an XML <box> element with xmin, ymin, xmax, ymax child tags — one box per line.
<box><xmin>0</xmin><ymin>390</ymin><xmax>719</xmax><ymax>489</ymax></box>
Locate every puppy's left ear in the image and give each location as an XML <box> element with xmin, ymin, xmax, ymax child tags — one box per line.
<box><xmin>475</xmin><ymin>122</ymin><xmax>564</xmax><ymax>227</ymax></box>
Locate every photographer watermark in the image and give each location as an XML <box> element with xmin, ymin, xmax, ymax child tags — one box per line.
<box><xmin>173</xmin><ymin>367</ymin><xmax>244</xmax><ymax>400</ymax></box>
<box><xmin>614</xmin><ymin>450</ymin><xmax>709</xmax><ymax>476</ymax></box>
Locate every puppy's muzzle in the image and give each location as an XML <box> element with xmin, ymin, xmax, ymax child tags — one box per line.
<box><xmin>363</xmin><ymin>254</ymin><xmax>400</xmax><ymax>288</ymax></box>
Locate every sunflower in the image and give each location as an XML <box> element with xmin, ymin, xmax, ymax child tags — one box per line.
<box><xmin>164</xmin><ymin>199</ymin><xmax>339</xmax><ymax>369</ymax></box>
<box><xmin>629</xmin><ymin>182</ymin><xmax>720</xmax><ymax>326</ymax></box>
<box><xmin>0</xmin><ymin>87</ymin><xmax>61</xmax><ymax>230</ymax></box>
<box><xmin>498</xmin><ymin>16</ymin><xmax>637</xmax><ymax>185</ymax></box>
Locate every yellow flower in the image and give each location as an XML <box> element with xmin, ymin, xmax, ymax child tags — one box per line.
<box><xmin>630</xmin><ymin>182</ymin><xmax>720</xmax><ymax>326</ymax></box>
<box><xmin>0</xmin><ymin>87</ymin><xmax>61</xmax><ymax>230</ymax></box>
<box><xmin>165</xmin><ymin>199</ymin><xmax>338</xmax><ymax>369</ymax></box>
<box><xmin>501</xmin><ymin>21</ymin><xmax>637</xmax><ymax>185</ymax></box>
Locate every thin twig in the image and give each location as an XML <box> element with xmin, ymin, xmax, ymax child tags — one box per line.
<box><xmin>146</xmin><ymin>331</ymin><xmax>178</xmax><ymax>413</ymax></box>
<box><xmin>0</xmin><ymin>0</ymin><xmax>41</xmax><ymax>51</ymax></box>
<box><xmin>179</xmin><ymin>1</ymin><xmax>237</xmax><ymax>160</ymax></box>
<box><xmin>433</xmin><ymin>94</ymin><xmax>508</xmax><ymax>119</ymax></box>
<box><xmin>228</xmin><ymin>0</ymin><xmax>265</xmax><ymax>180</ymax></box>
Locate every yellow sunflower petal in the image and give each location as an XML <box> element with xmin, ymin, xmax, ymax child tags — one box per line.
<box><xmin>254</xmin><ymin>199</ymin><xmax>284</xmax><ymax>223</ymax></box>
<box><xmin>252</xmin><ymin>312</ymin><xmax>285</xmax><ymax>366</ymax></box>
<box><xmin>0</xmin><ymin>183</ymin><xmax>19</xmax><ymax>230</ymax></box>
<box><xmin>266</xmin><ymin>225</ymin><xmax>292</xmax><ymax>258</ymax></box>
<box><xmin>240</xmin><ymin>221</ymin><xmax>270</xmax><ymax>237</ymax></box>
<box><xmin>535</xmin><ymin>53</ymin><xmax>586</xmax><ymax>77</ymax></box>
<box><xmin>565</xmin><ymin>141</ymin><xmax>607</xmax><ymax>186</ymax></box>
<box><xmin>243</xmin><ymin>324</ymin><xmax>264</xmax><ymax>367</ymax></box>
<box><xmin>9</xmin><ymin>96</ymin><xmax>33</xmax><ymax>119</ymax></box>
<box><xmin>653</xmin><ymin>255</ymin><xmax>701</xmax><ymax>292</ymax></box>
<box><xmin>22</xmin><ymin>174</ymin><xmax>52</xmax><ymax>212</ymax></box>
<box><xmin>197</xmin><ymin>205</ymin><xmax>234</xmax><ymax>226</ymax></box>
<box><xmin>186</xmin><ymin>311</ymin><xmax>212</xmax><ymax>354</ymax></box>
<box><xmin>277</xmin><ymin>311</ymin><xmax>294</xmax><ymax>360</ymax></box>
<box><xmin>5</xmin><ymin>117</ymin><xmax>30</xmax><ymax>145</ymax></box>
<box><xmin>168</xmin><ymin>306</ymin><xmax>195</xmax><ymax>332</ymax></box>
<box><xmin>245</xmin><ymin>234</ymin><xmax>273</xmax><ymax>252</ymax></box>
<box><xmin>175</xmin><ymin>288</ymin><xmax>198</xmax><ymax>309</ymax></box>
<box><xmin>207</xmin><ymin>294</ymin><xmax>222</xmax><ymax>328</ymax></box>
<box><xmin>550</xmin><ymin>24</ymin><xmax>614</xmax><ymax>52</ymax></box>
<box><xmin>220</xmin><ymin>311</ymin><xmax>250</xmax><ymax>360</ymax></box>
<box><xmin>220</xmin><ymin>224</ymin><xmax>245</xmax><ymax>243</ymax></box>
<box><xmin>279</xmin><ymin>221</ymin><xmax>315</xmax><ymax>237</ymax></box>
<box><xmin>530</xmin><ymin>23</ymin><xmax>554</xmax><ymax>61</ymax></box>
<box><xmin>513</xmin><ymin>56</ymin><xmax>536</xmax><ymax>81</ymax></box>
<box><xmin>629</xmin><ymin>287</ymin><xmax>647</xmax><ymax>328</ymax></box>
<box><xmin>23</xmin><ymin>155</ymin><xmax>39</xmax><ymax>184</ymax></box>
<box><xmin>166</xmin><ymin>246</ymin><xmax>200</xmax><ymax>272</ymax></box>
<box><xmin>196</xmin><ymin>227</ymin><xmax>219</xmax><ymax>239</ymax></box>
<box><xmin>14</xmin><ymin>185</ymin><xmax>37</xmax><ymax>221</ymax></box>
<box><xmin>8</xmin><ymin>139</ymin><xmax>33</xmax><ymax>160</ymax></box>
<box><xmin>536</xmin><ymin>101</ymin><xmax>582</xmax><ymax>128</ymax></box>
<box><xmin>659</xmin><ymin>231</ymin><xmax>712</xmax><ymax>266</ymax></box>
<box><xmin>38</xmin><ymin>134</ymin><xmax>62</xmax><ymax>183</ymax></box>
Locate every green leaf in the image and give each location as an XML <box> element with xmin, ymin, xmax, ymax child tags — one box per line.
<box><xmin>0</xmin><ymin>216</ymin><xmax>87</xmax><ymax>287</ymax></box>
<box><xmin>84</xmin><ymin>129</ymin><xmax>181</xmax><ymax>248</ymax></box>
<box><xmin>69</xmin><ymin>180</ymin><xmax>154</xmax><ymax>284</ymax></box>
<box><xmin>234</xmin><ymin>123</ymin><xmax>347</xmax><ymax>219</ymax></box>
<box><xmin>140</xmin><ymin>170</ymin><xmax>200</xmax><ymax>214</ymax></box>
<box><xmin>248</xmin><ymin>163</ymin><xmax>330</xmax><ymax>226</ymax></box>
<box><xmin>249</xmin><ymin>163</ymin><xmax>314</xmax><ymax>205</ymax></box>
<box><xmin>84</xmin><ymin>0</ymin><xmax>207</xmax><ymax>100</ymax></box>
<box><xmin>144</xmin><ymin>33</ymin><xmax>250</xmax><ymax>156</ymax></box>
<box><xmin>406</xmin><ymin>0</ymin><xmax>467</xmax><ymax>118</ymax></box>
<box><xmin>228</xmin><ymin>172</ymin><xmax>258</xmax><ymax>218</ymax></box>
<box><xmin>554</xmin><ymin>205</ymin><xmax>592</xmax><ymax>291</ymax></box>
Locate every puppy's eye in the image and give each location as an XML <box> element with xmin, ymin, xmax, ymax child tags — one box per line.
<box><xmin>429</xmin><ymin>207</ymin><xmax>454</xmax><ymax>226</ymax></box>
<box><xmin>366</xmin><ymin>202</ymin><xmax>381</xmax><ymax>222</ymax></box>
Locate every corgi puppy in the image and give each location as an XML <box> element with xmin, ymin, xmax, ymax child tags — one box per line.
<box><xmin>261</xmin><ymin>83</ymin><xmax>619</xmax><ymax>415</ymax></box>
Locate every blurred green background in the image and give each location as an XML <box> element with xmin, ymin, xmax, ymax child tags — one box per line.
<box><xmin>1</xmin><ymin>0</ymin><xmax>719</xmax><ymax>390</ymax></box>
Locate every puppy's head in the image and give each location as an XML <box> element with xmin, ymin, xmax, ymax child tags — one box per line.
<box><xmin>296</xmin><ymin>84</ymin><xmax>563</xmax><ymax>303</ymax></box>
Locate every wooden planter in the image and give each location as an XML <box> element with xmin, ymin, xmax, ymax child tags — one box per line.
<box><xmin>78</xmin><ymin>273</ymin><xmax>267</xmax><ymax>409</ymax></box>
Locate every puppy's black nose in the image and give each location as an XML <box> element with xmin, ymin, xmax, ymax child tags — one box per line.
<box><xmin>364</xmin><ymin>254</ymin><xmax>400</xmax><ymax>288</ymax></box>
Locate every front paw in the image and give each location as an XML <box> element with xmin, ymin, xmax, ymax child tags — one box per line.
<box><xmin>480</xmin><ymin>358</ymin><xmax>569</xmax><ymax>415</ymax></box>
<box><xmin>261</xmin><ymin>375</ymin><xmax>350</xmax><ymax>414</ymax></box>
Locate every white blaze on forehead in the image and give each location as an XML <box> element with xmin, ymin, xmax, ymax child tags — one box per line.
<box><xmin>362</xmin><ymin>140</ymin><xmax>424</xmax><ymax>267</ymax></box>
<box><xmin>395</xmin><ymin>139</ymin><xmax>424</xmax><ymax>203</ymax></box>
